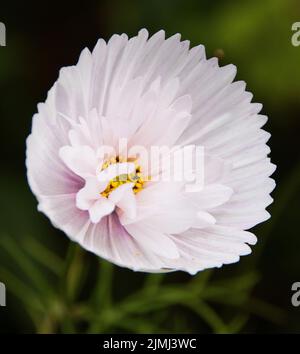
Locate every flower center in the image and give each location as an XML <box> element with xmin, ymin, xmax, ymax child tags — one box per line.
<box><xmin>100</xmin><ymin>156</ymin><xmax>146</xmax><ymax>198</ymax></box>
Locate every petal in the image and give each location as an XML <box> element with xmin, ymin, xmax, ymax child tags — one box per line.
<box><xmin>89</xmin><ymin>198</ymin><xmax>115</xmax><ymax>223</ymax></box>
<box><xmin>76</xmin><ymin>177</ymin><xmax>107</xmax><ymax>210</ymax></box>
<box><xmin>194</xmin><ymin>211</ymin><xmax>216</xmax><ymax>228</ymax></box>
<box><xmin>37</xmin><ymin>193</ymin><xmax>90</xmax><ymax>243</ymax></box>
<box><xmin>164</xmin><ymin>226</ymin><xmax>254</xmax><ymax>274</ymax></box>
<box><xmin>125</xmin><ymin>222</ymin><xmax>180</xmax><ymax>259</ymax></box>
<box><xmin>109</xmin><ymin>183</ymin><xmax>137</xmax><ymax>220</ymax></box>
<box><xmin>188</xmin><ymin>184</ymin><xmax>233</xmax><ymax>209</ymax></box>
<box><xmin>81</xmin><ymin>213</ymin><xmax>165</xmax><ymax>271</ymax></box>
<box><xmin>59</xmin><ymin>145</ymin><xmax>98</xmax><ymax>178</ymax></box>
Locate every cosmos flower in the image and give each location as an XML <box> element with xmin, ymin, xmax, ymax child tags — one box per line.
<box><xmin>26</xmin><ymin>29</ymin><xmax>275</xmax><ymax>274</ymax></box>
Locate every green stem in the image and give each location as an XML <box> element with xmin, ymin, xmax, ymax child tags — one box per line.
<box><xmin>87</xmin><ymin>259</ymin><xmax>114</xmax><ymax>333</ymax></box>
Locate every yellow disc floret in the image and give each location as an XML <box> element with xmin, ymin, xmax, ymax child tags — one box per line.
<box><xmin>100</xmin><ymin>156</ymin><xmax>149</xmax><ymax>198</ymax></box>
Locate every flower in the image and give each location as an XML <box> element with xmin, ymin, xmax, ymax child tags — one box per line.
<box><xmin>26</xmin><ymin>29</ymin><xmax>275</xmax><ymax>274</ymax></box>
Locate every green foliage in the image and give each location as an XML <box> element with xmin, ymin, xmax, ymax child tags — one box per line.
<box><xmin>0</xmin><ymin>230</ymin><xmax>287</xmax><ymax>333</ymax></box>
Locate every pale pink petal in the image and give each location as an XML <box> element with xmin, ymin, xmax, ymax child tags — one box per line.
<box><xmin>76</xmin><ymin>177</ymin><xmax>107</xmax><ymax>210</ymax></box>
<box><xmin>188</xmin><ymin>184</ymin><xmax>233</xmax><ymax>209</ymax></box>
<box><xmin>81</xmin><ymin>213</ymin><xmax>165</xmax><ymax>271</ymax></box>
<box><xmin>59</xmin><ymin>145</ymin><xmax>98</xmax><ymax>178</ymax></box>
<box><xmin>89</xmin><ymin>198</ymin><xmax>115</xmax><ymax>224</ymax></box>
<box><xmin>125</xmin><ymin>222</ymin><xmax>180</xmax><ymax>259</ymax></box>
<box><xmin>109</xmin><ymin>183</ymin><xmax>137</xmax><ymax>220</ymax></box>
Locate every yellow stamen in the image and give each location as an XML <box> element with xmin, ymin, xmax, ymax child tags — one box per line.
<box><xmin>100</xmin><ymin>156</ymin><xmax>147</xmax><ymax>198</ymax></box>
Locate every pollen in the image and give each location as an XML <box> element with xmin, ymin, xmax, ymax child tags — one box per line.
<box><xmin>100</xmin><ymin>156</ymin><xmax>150</xmax><ymax>198</ymax></box>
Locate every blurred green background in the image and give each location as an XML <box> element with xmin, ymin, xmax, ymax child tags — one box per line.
<box><xmin>0</xmin><ymin>0</ymin><xmax>300</xmax><ymax>333</ymax></box>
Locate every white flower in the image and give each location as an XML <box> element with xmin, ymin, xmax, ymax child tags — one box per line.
<box><xmin>26</xmin><ymin>29</ymin><xmax>275</xmax><ymax>274</ymax></box>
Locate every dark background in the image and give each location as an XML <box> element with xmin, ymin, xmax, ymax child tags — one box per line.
<box><xmin>0</xmin><ymin>0</ymin><xmax>300</xmax><ymax>333</ymax></box>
